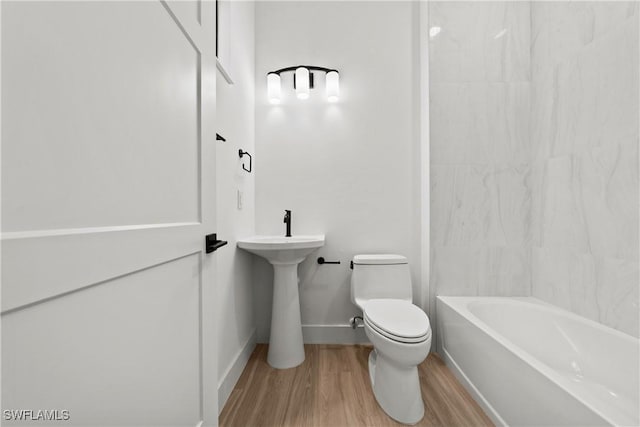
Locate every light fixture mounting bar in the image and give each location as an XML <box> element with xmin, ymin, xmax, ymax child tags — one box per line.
<box><xmin>270</xmin><ymin>65</ymin><xmax>338</xmax><ymax>75</ymax></box>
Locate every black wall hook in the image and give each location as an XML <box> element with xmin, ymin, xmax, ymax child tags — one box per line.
<box><xmin>239</xmin><ymin>149</ymin><xmax>252</xmax><ymax>173</ymax></box>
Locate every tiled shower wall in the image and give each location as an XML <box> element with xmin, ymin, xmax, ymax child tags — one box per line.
<box><xmin>531</xmin><ymin>2</ymin><xmax>639</xmax><ymax>337</ymax></box>
<box><xmin>429</xmin><ymin>1</ymin><xmax>639</xmax><ymax>338</ymax></box>
<box><xmin>429</xmin><ymin>2</ymin><xmax>532</xmax><ymax>298</ymax></box>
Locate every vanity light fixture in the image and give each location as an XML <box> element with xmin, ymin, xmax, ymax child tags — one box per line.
<box><xmin>266</xmin><ymin>65</ymin><xmax>340</xmax><ymax>103</ymax></box>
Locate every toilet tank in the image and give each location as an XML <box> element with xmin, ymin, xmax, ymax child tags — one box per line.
<box><xmin>350</xmin><ymin>254</ymin><xmax>412</xmax><ymax>309</ymax></box>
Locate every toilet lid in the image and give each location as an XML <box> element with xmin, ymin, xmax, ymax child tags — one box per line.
<box><xmin>363</xmin><ymin>299</ymin><xmax>430</xmax><ymax>340</ymax></box>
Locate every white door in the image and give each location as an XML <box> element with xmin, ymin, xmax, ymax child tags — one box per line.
<box><xmin>1</xmin><ymin>1</ymin><xmax>218</xmax><ymax>426</ymax></box>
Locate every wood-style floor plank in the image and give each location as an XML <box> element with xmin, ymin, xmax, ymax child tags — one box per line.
<box><xmin>219</xmin><ymin>344</ymin><xmax>494</xmax><ymax>427</ymax></box>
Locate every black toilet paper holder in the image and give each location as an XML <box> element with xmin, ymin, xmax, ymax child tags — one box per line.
<box><xmin>317</xmin><ymin>257</ymin><xmax>340</xmax><ymax>265</ymax></box>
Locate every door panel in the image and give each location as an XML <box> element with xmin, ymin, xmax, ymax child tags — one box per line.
<box><xmin>3</xmin><ymin>254</ymin><xmax>201</xmax><ymax>426</ymax></box>
<box><xmin>1</xmin><ymin>1</ymin><xmax>218</xmax><ymax>425</ymax></box>
<box><xmin>167</xmin><ymin>0</ymin><xmax>203</xmax><ymax>28</ymax></box>
<box><xmin>2</xmin><ymin>1</ymin><xmax>200</xmax><ymax>231</ymax></box>
<box><xmin>1</xmin><ymin>224</ymin><xmax>200</xmax><ymax>312</ymax></box>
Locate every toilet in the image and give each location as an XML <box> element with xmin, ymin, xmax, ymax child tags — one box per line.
<box><xmin>351</xmin><ymin>254</ymin><xmax>431</xmax><ymax>425</ymax></box>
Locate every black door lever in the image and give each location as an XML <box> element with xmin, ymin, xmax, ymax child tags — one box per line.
<box><xmin>205</xmin><ymin>233</ymin><xmax>228</xmax><ymax>253</ymax></box>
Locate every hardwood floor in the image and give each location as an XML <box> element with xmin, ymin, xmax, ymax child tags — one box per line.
<box><xmin>219</xmin><ymin>344</ymin><xmax>494</xmax><ymax>427</ymax></box>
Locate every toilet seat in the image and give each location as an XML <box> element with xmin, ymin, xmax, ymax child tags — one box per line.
<box><xmin>363</xmin><ymin>299</ymin><xmax>431</xmax><ymax>344</ymax></box>
<box><xmin>365</xmin><ymin>317</ymin><xmax>431</xmax><ymax>344</ymax></box>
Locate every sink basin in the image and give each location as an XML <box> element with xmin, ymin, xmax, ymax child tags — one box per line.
<box><xmin>237</xmin><ymin>235</ymin><xmax>324</xmax><ymax>264</ymax></box>
<box><xmin>237</xmin><ymin>234</ymin><xmax>324</xmax><ymax>369</ymax></box>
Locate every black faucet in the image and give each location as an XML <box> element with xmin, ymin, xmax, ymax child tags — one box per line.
<box><xmin>283</xmin><ymin>210</ymin><xmax>292</xmax><ymax>237</ymax></box>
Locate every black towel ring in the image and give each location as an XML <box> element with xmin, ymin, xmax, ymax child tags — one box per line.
<box><xmin>239</xmin><ymin>149</ymin><xmax>252</xmax><ymax>173</ymax></box>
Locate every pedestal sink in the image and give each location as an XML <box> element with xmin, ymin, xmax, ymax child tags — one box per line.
<box><xmin>237</xmin><ymin>235</ymin><xmax>324</xmax><ymax>369</ymax></box>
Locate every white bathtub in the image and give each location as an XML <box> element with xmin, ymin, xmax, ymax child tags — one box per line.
<box><xmin>437</xmin><ymin>297</ymin><xmax>639</xmax><ymax>426</ymax></box>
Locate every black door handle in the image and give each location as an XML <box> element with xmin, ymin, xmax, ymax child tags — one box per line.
<box><xmin>205</xmin><ymin>233</ymin><xmax>228</xmax><ymax>253</ymax></box>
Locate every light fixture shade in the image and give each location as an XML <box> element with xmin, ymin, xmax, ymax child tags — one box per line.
<box><xmin>326</xmin><ymin>70</ymin><xmax>339</xmax><ymax>102</ymax></box>
<box><xmin>267</xmin><ymin>72</ymin><xmax>281</xmax><ymax>104</ymax></box>
<box><xmin>295</xmin><ymin>67</ymin><xmax>310</xmax><ymax>100</ymax></box>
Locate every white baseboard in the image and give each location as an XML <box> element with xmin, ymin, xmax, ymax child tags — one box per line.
<box><xmin>301</xmin><ymin>324</ymin><xmax>370</xmax><ymax>344</ymax></box>
<box><xmin>217</xmin><ymin>329</ymin><xmax>257</xmax><ymax>414</ymax></box>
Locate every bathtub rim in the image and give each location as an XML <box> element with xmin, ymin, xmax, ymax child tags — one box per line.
<box><xmin>436</xmin><ymin>296</ymin><xmax>639</xmax><ymax>427</ymax></box>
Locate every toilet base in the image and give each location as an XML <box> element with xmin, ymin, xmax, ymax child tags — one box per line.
<box><xmin>368</xmin><ymin>349</ymin><xmax>425</xmax><ymax>425</ymax></box>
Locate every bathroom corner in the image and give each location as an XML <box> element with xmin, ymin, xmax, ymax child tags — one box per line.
<box><xmin>215</xmin><ymin>0</ymin><xmax>258</xmax><ymax>412</ymax></box>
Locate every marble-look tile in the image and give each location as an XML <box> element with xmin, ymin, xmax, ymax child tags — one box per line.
<box><xmin>478</xmin><ymin>246</ymin><xmax>530</xmax><ymax>296</ymax></box>
<box><xmin>532</xmin><ymin>4</ymin><xmax>638</xmax><ymax>157</ymax></box>
<box><xmin>430</xmin><ymin>246</ymin><xmax>482</xmax><ymax>297</ymax></box>
<box><xmin>531</xmin><ymin>1</ymin><xmax>638</xmax><ymax>73</ymax></box>
<box><xmin>429</xmin><ymin>1</ymin><xmax>530</xmax><ymax>83</ymax></box>
<box><xmin>432</xmin><ymin>245</ymin><xmax>530</xmax><ymax>297</ymax></box>
<box><xmin>430</xmin><ymin>82</ymin><xmax>530</xmax><ymax>165</ymax></box>
<box><xmin>591</xmin><ymin>2</ymin><xmax>638</xmax><ymax>40</ymax></box>
<box><xmin>539</xmin><ymin>155</ymin><xmax>590</xmax><ymax>250</ymax></box>
<box><xmin>531</xmin><ymin>2</ymin><xmax>597</xmax><ymax>72</ymax></box>
<box><xmin>579</xmin><ymin>19</ymin><xmax>639</xmax><ymax>151</ymax></box>
<box><xmin>532</xmin><ymin>246</ymin><xmax>639</xmax><ymax>338</ymax></box>
<box><xmin>532</xmin><ymin>247</ymin><xmax>640</xmax><ymax>337</ymax></box>
<box><xmin>431</xmin><ymin>2</ymin><xmax>638</xmax><ymax>339</ymax></box>
<box><xmin>550</xmin><ymin>56</ymin><xmax>589</xmax><ymax>157</ymax></box>
<box><xmin>530</xmin><ymin>66</ymin><xmax>555</xmax><ymax>163</ymax></box>
<box><xmin>596</xmin><ymin>256</ymin><xmax>640</xmax><ymax>337</ymax></box>
<box><xmin>530</xmin><ymin>2</ymin><xmax>639</xmax><ymax>338</ymax></box>
<box><xmin>431</xmin><ymin>164</ymin><xmax>530</xmax><ymax>246</ymax></box>
<box><xmin>546</xmin><ymin>20</ymin><xmax>639</xmax><ymax>157</ymax></box>
<box><xmin>577</xmin><ymin>139</ymin><xmax>639</xmax><ymax>260</ymax></box>
<box><xmin>530</xmin><ymin>160</ymin><xmax>546</xmax><ymax>247</ymax></box>
<box><xmin>495</xmin><ymin>165</ymin><xmax>532</xmax><ymax>247</ymax></box>
<box><xmin>532</xmin><ymin>246</ymin><xmax>600</xmax><ymax>321</ymax></box>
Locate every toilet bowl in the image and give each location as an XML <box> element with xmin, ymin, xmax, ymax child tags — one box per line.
<box><xmin>363</xmin><ymin>299</ymin><xmax>431</xmax><ymax>424</ymax></box>
<box><xmin>350</xmin><ymin>255</ymin><xmax>431</xmax><ymax>425</ymax></box>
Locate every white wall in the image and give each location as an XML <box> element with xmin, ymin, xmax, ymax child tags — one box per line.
<box><xmin>530</xmin><ymin>2</ymin><xmax>639</xmax><ymax>337</ymax></box>
<box><xmin>215</xmin><ymin>0</ymin><xmax>256</xmax><ymax>409</ymax></box>
<box><xmin>254</xmin><ymin>1</ymin><xmax>424</xmax><ymax>343</ymax></box>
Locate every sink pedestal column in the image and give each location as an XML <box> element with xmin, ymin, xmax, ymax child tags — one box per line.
<box><xmin>236</xmin><ymin>235</ymin><xmax>324</xmax><ymax>369</ymax></box>
<box><xmin>268</xmin><ymin>262</ymin><xmax>305</xmax><ymax>369</ymax></box>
